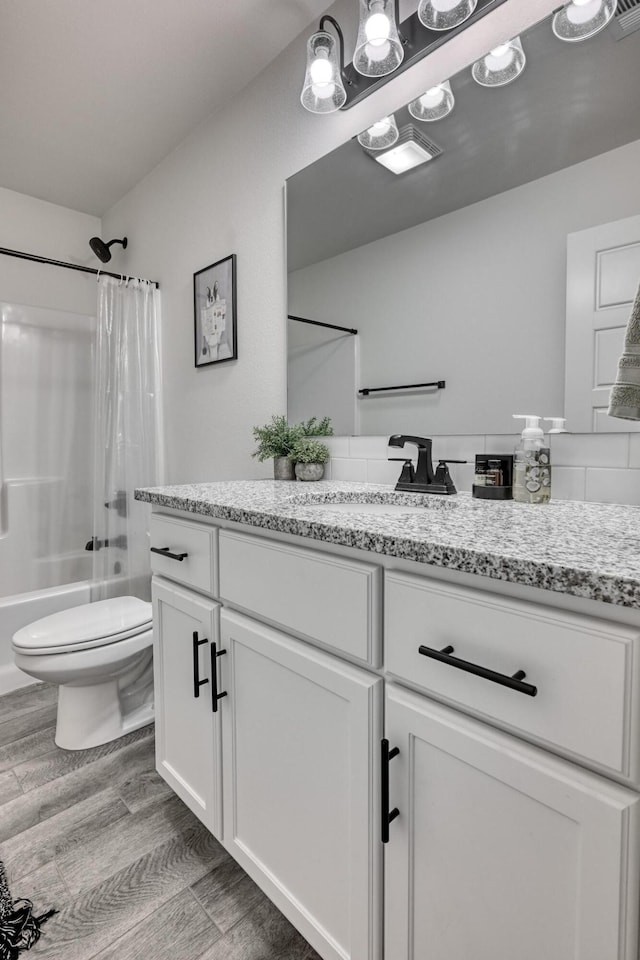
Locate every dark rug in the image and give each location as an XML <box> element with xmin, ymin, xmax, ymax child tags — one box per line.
<box><xmin>0</xmin><ymin>859</ymin><xmax>56</xmax><ymax>959</ymax></box>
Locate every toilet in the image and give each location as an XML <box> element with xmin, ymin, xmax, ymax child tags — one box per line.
<box><xmin>12</xmin><ymin>597</ymin><xmax>154</xmax><ymax>751</ymax></box>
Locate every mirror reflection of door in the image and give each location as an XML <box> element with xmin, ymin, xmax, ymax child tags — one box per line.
<box><xmin>566</xmin><ymin>215</ymin><xmax>640</xmax><ymax>433</ymax></box>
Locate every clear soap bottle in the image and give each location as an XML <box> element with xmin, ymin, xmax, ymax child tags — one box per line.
<box><xmin>512</xmin><ymin>415</ymin><xmax>551</xmax><ymax>504</ymax></box>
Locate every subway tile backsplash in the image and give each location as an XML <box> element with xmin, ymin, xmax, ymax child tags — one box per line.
<box><xmin>324</xmin><ymin>434</ymin><xmax>640</xmax><ymax>506</ymax></box>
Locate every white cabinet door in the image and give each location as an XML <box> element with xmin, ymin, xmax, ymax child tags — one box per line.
<box><xmin>566</xmin><ymin>214</ymin><xmax>640</xmax><ymax>432</ymax></box>
<box><xmin>385</xmin><ymin>683</ymin><xmax>640</xmax><ymax>960</ymax></box>
<box><xmin>220</xmin><ymin>608</ymin><xmax>383</xmax><ymax>960</ymax></box>
<box><xmin>152</xmin><ymin>576</ymin><xmax>223</xmax><ymax>838</ymax></box>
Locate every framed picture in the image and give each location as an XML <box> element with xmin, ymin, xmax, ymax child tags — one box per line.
<box><xmin>194</xmin><ymin>254</ymin><xmax>237</xmax><ymax>367</ymax></box>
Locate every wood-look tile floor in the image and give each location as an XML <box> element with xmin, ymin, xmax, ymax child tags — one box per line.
<box><xmin>0</xmin><ymin>683</ymin><xmax>321</xmax><ymax>960</ymax></box>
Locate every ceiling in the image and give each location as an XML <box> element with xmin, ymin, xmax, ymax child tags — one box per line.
<box><xmin>287</xmin><ymin>15</ymin><xmax>640</xmax><ymax>272</ymax></box>
<box><xmin>0</xmin><ymin>0</ymin><xmax>329</xmax><ymax>216</ymax></box>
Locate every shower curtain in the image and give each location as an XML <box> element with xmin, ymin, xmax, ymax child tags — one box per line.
<box><xmin>91</xmin><ymin>277</ymin><xmax>164</xmax><ymax>601</ymax></box>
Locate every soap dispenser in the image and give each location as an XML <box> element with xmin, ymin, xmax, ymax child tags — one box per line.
<box><xmin>513</xmin><ymin>415</ymin><xmax>551</xmax><ymax>504</ymax></box>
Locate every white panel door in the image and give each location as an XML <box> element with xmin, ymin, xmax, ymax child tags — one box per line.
<box><xmin>566</xmin><ymin>214</ymin><xmax>640</xmax><ymax>431</ymax></box>
<box><xmin>152</xmin><ymin>576</ymin><xmax>223</xmax><ymax>838</ymax></box>
<box><xmin>385</xmin><ymin>683</ymin><xmax>640</xmax><ymax>960</ymax></box>
<box><xmin>220</xmin><ymin>608</ymin><xmax>383</xmax><ymax>960</ymax></box>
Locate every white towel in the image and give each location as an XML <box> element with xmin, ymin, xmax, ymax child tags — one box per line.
<box><xmin>608</xmin><ymin>280</ymin><xmax>640</xmax><ymax>421</ymax></box>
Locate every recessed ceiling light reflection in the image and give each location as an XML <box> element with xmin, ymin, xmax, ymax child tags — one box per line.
<box><xmin>471</xmin><ymin>36</ymin><xmax>526</xmax><ymax>87</ymax></box>
<box><xmin>357</xmin><ymin>115</ymin><xmax>400</xmax><ymax>150</ymax></box>
<box><xmin>552</xmin><ymin>0</ymin><xmax>617</xmax><ymax>42</ymax></box>
<box><xmin>408</xmin><ymin>80</ymin><xmax>455</xmax><ymax>121</ymax></box>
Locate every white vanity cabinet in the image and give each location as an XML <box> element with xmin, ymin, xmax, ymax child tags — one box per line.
<box><xmin>152</xmin><ymin>577</ymin><xmax>223</xmax><ymax>838</ymax></box>
<box><xmin>148</xmin><ymin>509</ymin><xmax>640</xmax><ymax>960</ymax></box>
<box><xmin>220</xmin><ymin>609</ymin><xmax>382</xmax><ymax>960</ymax></box>
<box><xmin>384</xmin><ymin>684</ymin><xmax>640</xmax><ymax>960</ymax></box>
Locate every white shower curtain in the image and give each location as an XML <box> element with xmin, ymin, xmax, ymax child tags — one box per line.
<box><xmin>91</xmin><ymin>276</ymin><xmax>164</xmax><ymax>601</ymax></box>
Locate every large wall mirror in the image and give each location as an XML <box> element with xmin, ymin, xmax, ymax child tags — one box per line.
<box><xmin>286</xmin><ymin>8</ymin><xmax>640</xmax><ymax>436</ymax></box>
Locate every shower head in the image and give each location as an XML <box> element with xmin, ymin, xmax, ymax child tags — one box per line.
<box><xmin>89</xmin><ymin>236</ymin><xmax>128</xmax><ymax>263</ymax></box>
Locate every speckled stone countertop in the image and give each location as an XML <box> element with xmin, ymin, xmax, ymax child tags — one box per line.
<box><xmin>135</xmin><ymin>480</ymin><xmax>640</xmax><ymax>609</ymax></box>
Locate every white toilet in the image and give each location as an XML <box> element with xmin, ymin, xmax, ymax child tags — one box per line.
<box><xmin>12</xmin><ymin>596</ymin><xmax>154</xmax><ymax>751</ymax></box>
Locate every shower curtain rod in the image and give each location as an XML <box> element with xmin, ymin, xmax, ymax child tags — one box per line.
<box><xmin>0</xmin><ymin>245</ymin><xmax>160</xmax><ymax>288</ymax></box>
<box><xmin>288</xmin><ymin>314</ymin><xmax>357</xmax><ymax>336</ymax></box>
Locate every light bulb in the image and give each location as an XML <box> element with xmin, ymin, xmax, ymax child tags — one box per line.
<box><xmin>365</xmin><ymin>10</ymin><xmax>391</xmax><ymax>45</ymax></box>
<box><xmin>424</xmin><ymin>85</ymin><xmax>445</xmax><ymax>105</ymax></box>
<box><xmin>309</xmin><ymin>51</ymin><xmax>333</xmax><ymax>85</ymax></box>
<box><xmin>567</xmin><ymin>0</ymin><xmax>603</xmax><ymax>23</ymax></box>
<box><xmin>371</xmin><ymin>118</ymin><xmax>391</xmax><ymax>135</ymax></box>
<box><xmin>354</xmin><ymin>0</ymin><xmax>403</xmax><ymax>78</ymax></box>
<box><xmin>300</xmin><ymin>29</ymin><xmax>346</xmax><ymax>114</ymax></box>
<box><xmin>490</xmin><ymin>43</ymin><xmax>511</xmax><ymax>57</ymax></box>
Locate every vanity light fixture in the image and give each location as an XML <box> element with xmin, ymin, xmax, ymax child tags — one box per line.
<box><xmin>361</xmin><ymin>125</ymin><xmax>443</xmax><ymax>174</ymax></box>
<box><xmin>354</xmin><ymin>0</ymin><xmax>404</xmax><ymax>77</ymax></box>
<box><xmin>552</xmin><ymin>0</ymin><xmax>618</xmax><ymax>42</ymax></box>
<box><xmin>299</xmin><ymin>0</ymin><xmax>510</xmax><ymax>113</ymax></box>
<box><xmin>357</xmin><ymin>114</ymin><xmax>400</xmax><ymax>150</ymax></box>
<box><xmin>417</xmin><ymin>0</ymin><xmax>478</xmax><ymax>31</ymax></box>
<box><xmin>300</xmin><ymin>16</ymin><xmax>347</xmax><ymax>114</ymax></box>
<box><xmin>471</xmin><ymin>36</ymin><xmax>526</xmax><ymax>87</ymax></box>
<box><xmin>408</xmin><ymin>80</ymin><xmax>455</xmax><ymax>121</ymax></box>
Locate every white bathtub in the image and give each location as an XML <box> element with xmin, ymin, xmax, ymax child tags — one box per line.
<box><xmin>0</xmin><ymin>580</ymin><xmax>91</xmax><ymax>695</ymax></box>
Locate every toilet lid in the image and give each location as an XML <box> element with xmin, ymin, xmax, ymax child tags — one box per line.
<box><xmin>12</xmin><ymin>597</ymin><xmax>152</xmax><ymax>654</ymax></box>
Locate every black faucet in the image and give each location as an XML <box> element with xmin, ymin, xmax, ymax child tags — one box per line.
<box><xmin>388</xmin><ymin>435</ymin><xmax>435</xmax><ymax>492</ymax></box>
<box><xmin>388</xmin><ymin>436</ymin><xmax>464</xmax><ymax>495</ymax></box>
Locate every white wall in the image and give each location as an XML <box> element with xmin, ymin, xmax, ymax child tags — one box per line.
<box><xmin>287</xmin><ymin>319</ymin><xmax>356</xmax><ymax>435</ymax></box>
<box><xmin>289</xmin><ymin>139</ymin><xmax>640</xmax><ymax>437</ymax></box>
<box><xmin>102</xmin><ymin>0</ymin><xmax>560</xmax><ymax>483</ymax></box>
<box><xmin>0</xmin><ymin>186</ymin><xmax>100</xmax><ymax>315</ymax></box>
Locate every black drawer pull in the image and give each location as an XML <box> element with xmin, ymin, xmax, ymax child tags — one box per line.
<box><xmin>151</xmin><ymin>546</ymin><xmax>188</xmax><ymax>562</ymax></box>
<box><xmin>418</xmin><ymin>644</ymin><xmax>537</xmax><ymax>697</ymax></box>
<box><xmin>381</xmin><ymin>738</ymin><xmax>400</xmax><ymax>844</ymax></box>
<box><xmin>211</xmin><ymin>642</ymin><xmax>228</xmax><ymax>713</ymax></box>
<box><xmin>192</xmin><ymin>631</ymin><xmax>209</xmax><ymax>698</ymax></box>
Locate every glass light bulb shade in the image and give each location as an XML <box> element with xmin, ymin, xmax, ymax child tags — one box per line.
<box><xmin>552</xmin><ymin>0</ymin><xmax>617</xmax><ymax>41</ymax></box>
<box><xmin>300</xmin><ymin>31</ymin><xmax>347</xmax><ymax>114</ymax></box>
<box><xmin>408</xmin><ymin>80</ymin><xmax>455</xmax><ymax>121</ymax></box>
<box><xmin>417</xmin><ymin>0</ymin><xmax>477</xmax><ymax>31</ymax></box>
<box><xmin>471</xmin><ymin>36</ymin><xmax>526</xmax><ymax>87</ymax></box>
<box><xmin>357</xmin><ymin>114</ymin><xmax>400</xmax><ymax>150</ymax></box>
<box><xmin>354</xmin><ymin>0</ymin><xmax>404</xmax><ymax>77</ymax></box>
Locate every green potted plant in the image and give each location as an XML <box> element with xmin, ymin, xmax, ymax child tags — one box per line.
<box><xmin>289</xmin><ymin>437</ymin><xmax>330</xmax><ymax>481</ymax></box>
<box><xmin>252</xmin><ymin>415</ymin><xmax>304</xmax><ymax>480</ymax></box>
<box><xmin>299</xmin><ymin>416</ymin><xmax>333</xmax><ymax>438</ymax></box>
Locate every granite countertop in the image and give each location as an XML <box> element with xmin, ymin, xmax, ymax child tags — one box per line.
<box><xmin>135</xmin><ymin>480</ymin><xmax>640</xmax><ymax>609</ymax></box>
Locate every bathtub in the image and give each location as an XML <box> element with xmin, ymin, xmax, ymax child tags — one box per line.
<box><xmin>0</xmin><ymin>580</ymin><xmax>91</xmax><ymax>695</ymax></box>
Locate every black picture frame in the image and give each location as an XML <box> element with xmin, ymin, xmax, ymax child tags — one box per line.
<box><xmin>194</xmin><ymin>254</ymin><xmax>237</xmax><ymax>367</ymax></box>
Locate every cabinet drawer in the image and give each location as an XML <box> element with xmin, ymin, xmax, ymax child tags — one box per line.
<box><xmin>150</xmin><ymin>514</ymin><xmax>217</xmax><ymax>596</ymax></box>
<box><xmin>219</xmin><ymin>531</ymin><xmax>381</xmax><ymax>666</ymax></box>
<box><xmin>385</xmin><ymin>570</ymin><xmax>640</xmax><ymax>778</ymax></box>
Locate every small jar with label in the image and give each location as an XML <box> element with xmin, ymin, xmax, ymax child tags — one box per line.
<box><xmin>474</xmin><ymin>461</ymin><xmax>487</xmax><ymax>487</ymax></box>
<box><xmin>485</xmin><ymin>459</ymin><xmax>504</xmax><ymax>487</ymax></box>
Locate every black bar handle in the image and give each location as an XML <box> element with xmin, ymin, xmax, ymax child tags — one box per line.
<box><xmin>192</xmin><ymin>632</ymin><xmax>209</xmax><ymax>698</ymax></box>
<box><xmin>211</xmin><ymin>642</ymin><xmax>228</xmax><ymax>713</ymax></box>
<box><xmin>418</xmin><ymin>644</ymin><xmax>538</xmax><ymax>697</ymax></box>
<box><xmin>151</xmin><ymin>546</ymin><xmax>188</xmax><ymax>562</ymax></box>
<box><xmin>381</xmin><ymin>739</ymin><xmax>400</xmax><ymax>844</ymax></box>
<box><xmin>360</xmin><ymin>380</ymin><xmax>445</xmax><ymax>397</ymax></box>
